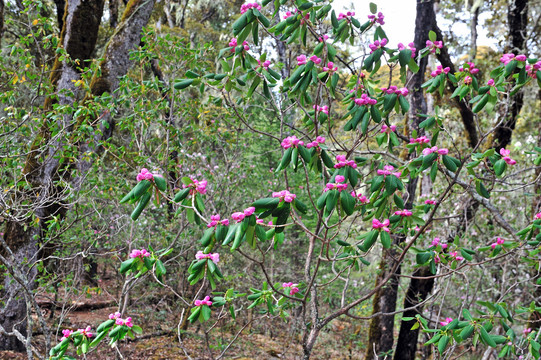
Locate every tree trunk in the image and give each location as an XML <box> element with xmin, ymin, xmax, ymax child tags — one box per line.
<box><xmin>493</xmin><ymin>0</ymin><xmax>528</xmax><ymax>151</ymax></box>
<box><xmin>470</xmin><ymin>0</ymin><xmax>482</xmax><ymax>59</ymax></box>
<box><xmin>0</xmin><ymin>0</ymin><xmax>4</xmax><ymax>45</ymax></box>
<box><xmin>0</xmin><ymin>0</ymin><xmax>156</xmax><ymax>352</ymax></box>
<box><xmin>110</xmin><ymin>0</ymin><xmax>119</xmax><ymax>28</ymax></box>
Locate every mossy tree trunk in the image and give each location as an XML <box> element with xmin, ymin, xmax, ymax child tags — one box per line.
<box><xmin>0</xmin><ymin>0</ymin><xmax>155</xmax><ymax>352</ymax></box>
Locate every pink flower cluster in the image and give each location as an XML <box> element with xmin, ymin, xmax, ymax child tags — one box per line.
<box><xmin>129</xmin><ymin>248</ymin><xmax>150</xmax><ymax>259</ymax></box>
<box><xmin>306</xmin><ymin>136</ymin><xmax>326</xmax><ymax>149</ymax></box>
<box><xmin>136</xmin><ymin>168</ymin><xmax>154</xmax><ymax>182</ymax></box>
<box><xmin>256</xmin><ymin>218</ymin><xmax>273</xmax><ymax>225</ymax></box>
<box><xmin>208</xmin><ymin>214</ymin><xmax>230</xmax><ymax>228</ymax></box>
<box><xmin>394</xmin><ymin>209</ymin><xmax>412</xmax><ymax>217</ymax></box>
<box><xmin>322</xmin><ymin>62</ymin><xmax>337</xmax><ymax>73</ymax></box>
<box><xmin>430</xmin><ymin>64</ymin><xmax>450</xmax><ymax>78</ymax></box>
<box><xmin>368</xmin><ymin>12</ymin><xmax>384</xmax><ymax>25</ymax></box>
<box><xmin>377</xmin><ymin>165</ymin><xmax>401</xmax><ymax>178</ymax></box>
<box><xmin>240</xmin><ymin>2</ymin><xmax>261</xmax><ymax>14</ymax></box>
<box><xmin>440</xmin><ymin>317</ymin><xmax>453</xmax><ymax>326</ymax></box>
<box><xmin>196</xmin><ymin>251</ymin><xmax>220</xmax><ymax>263</ymax></box>
<box><xmin>338</xmin><ymin>11</ymin><xmax>355</xmax><ymax>20</ymax></box>
<box><xmin>535</xmin><ymin>212</ymin><xmax>541</xmax><ymax>220</ymax></box>
<box><xmin>183</xmin><ymin>178</ymin><xmax>208</xmax><ymax>195</ymax></box>
<box><xmin>195</xmin><ymin>296</ymin><xmax>212</xmax><ymax>306</ymax></box>
<box><xmin>526</xmin><ymin>61</ymin><xmax>541</xmax><ymax>78</ymax></box>
<box><xmin>258</xmin><ymin>59</ymin><xmax>271</xmax><ymax>70</ymax></box>
<box><xmin>354</xmin><ymin>94</ymin><xmax>377</xmax><ymax>106</ymax></box>
<box><xmin>500</xmin><ymin>148</ymin><xmax>516</xmax><ymax>165</ymax></box>
<box><xmin>459</xmin><ymin>61</ymin><xmax>479</xmax><ymax>74</ymax></box>
<box><xmin>426</xmin><ymin>40</ymin><xmax>443</xmax><ymax>53</ymax></box>
<box><xmin>282</xmin><ymin>282</ymin><xmax>299</xmax><ymax>295</ymax></box>
<box><xmin>231</xmin><ymin>207</ymin><xmax>256</xmax><ymax>223</ymax></box>
<box><xmin>272</xmin><ymin>190</ymin><xmax>296</xmax><ymax>203</ymax></box>
<box><xmin>109</xmin><ymin>312</ymin><xmax>133</xmax><ymax>328</ymax></box>
<box><xmin>487</xmin><ymin>78</ymin><xmax>495</xmax><ymax>86</ymax></box>
<box><xmin>297</xmin><ymin>54</ymin><xmax>322</xmax><ymax>66</ymax></box>
<box><xmin>410</xmin><ymin>136</ymin><xmax>430</xmax><ymax>144</ymax></box>
<box><xmin>449</xmin><ymin>251</ymin><xmax>464</xmax><ymax>261</ymax></box>
<box><xmin>432</xmin><ymin>237</ymin><xmax>447</xmax><ymax>249</ymax></box>
<box><xmin>372</xmin><ymin>218</ymin><xmax>390</xmax><ymax>232</ymax></box>
<box><xmin>381</xmin><ymin>124</ymin><xmax>396</xmax><ymax>133</ymax></box>
<box><xmin>325</xmin><ymin>175</ymin><xmax>348</xmax><ymax>192</ymax></box>
<box><xmin>313</xmin><ymin>105</ymin><xmax>329</xmax><ymax>114</ymax></box>
<box><xmin>425</xmin><ymin>199</ymin><xmax>436</xmax><ymax>205</ymax></box>
<box><xmin>398</xmin><ymin>42</ymin><xmax>416</xmax><ymax>58</ymax></box>
<box><xmin>491</xmin><ymin>237</ymin><xmax>505</xmax><ymax>249</ymax></box>
<box><xmin>79</xmin><ymin>326</ymin><xmax>93</xmax><ymax>338</ymax></box>
<box><xmin>351</xmin><ymin>191</ymin><xmax>369</xmax><ymax>204</ymax></box>
<box><xmin>284</xmin><ymin>9</ymin><xmax>309</xmax><ymax>22</ymax></box>
<box><xmin>281</xmin><ymin>135</ymin><xmax>304</xmax><ymax>149</ymax></box>
<box><xmin>422</xmin><ymin>146</ymin><xmax>449</xmax><ymax>156</ymax></box>
<box><xmin>60</xmin><ymin>329</ymin><xmax>73</xmax><ymax>341</ymax></box>
<box><xmin>369</xmin><ymin>38</ymin><xmax>388</xmax><ymax>53</ymax></box>
<box><xmin>334</xmin><ymin>155</ymin><xmax>357</xmax><ymax>169</ymax></box>
<box><xmin>381</xmin><ymin>85</ymin><xmax>408</xmax><ymax>96</ymax></box>
<box><xmin>500</xmin><ymin>53</ymin><xmax>527</xmax><ymax>65</ymax></box>
<box><xmin>318</xmin><ymin>34</ymin><xmax>330</xmax><ymax>42</ymax></box>
<box><xmin>463</xmin><ymin>75</ymin><xmax>472</xmax><ymax>85</ymax></box>
<box><xmin>229</xmin><ymin>38</ymin><xmax>249</xmax><ymax>51</ymax></box>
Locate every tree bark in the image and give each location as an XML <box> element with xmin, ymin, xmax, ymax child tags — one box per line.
<box><xmin>0</xmin><ymin>0</ymin><xmax>156</xmax><ymax>352</ymax></box>
<box><xmin>470</xmin><ymin>0</ymin><xmax>482</xmax><ymax>59</ymax></box>
<box><xmin>110</xmin><ymin>0</ymin><xmax>119</xmax><ymax>28</ymax></box>
<box><xmin>493</xmin><ymin>0</ymin><xmax>528</xmax><ymax>151</ymax></box>
<box><xmin>0</xmin><ymin>0</ymin><xmax>4</xmax><ymax>45</ymax></box>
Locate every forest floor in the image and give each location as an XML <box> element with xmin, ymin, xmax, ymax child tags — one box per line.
<box><xmin>0</xmin><ymin>275</ymin><xmax>367</xmax><ymax>359</ymax></box>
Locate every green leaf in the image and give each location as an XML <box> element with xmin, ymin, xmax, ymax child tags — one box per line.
<box><xmin>460</xmin><ymin>325</ymin><xmax>475</xmax><ymax>340</ymax></box>
<box><xmin>399</xmin><ymin>50</ymin><xmax>412</xmax><ymax>67</ymax></box>
<box><xmin>380</xmin><ymin>231</ymin><xmax>391</xmax><ymax>249</ymax></box>
<box><xmin>173</xmin><ymin>79</ymin><xmax>194</xmax><ymax>90</ymax></box>
<box><xmin>156</xmin><ymin>260</ymin><xmax>166</xmax><ymax>277</ymax></box>
<box><xmin>253</xmin><ymin>197</ymin><xmax>280</xmax><ymax>209</ymax></box>
<box><xmin>472</xmin><ymin>94</ymin><xmax>489</xmax><ymax>113</ymax></box>
<box><xmin>326</xmin><ymin>190</ymin><xmax>339</xmax><ymax>213</ymax></box>
<box><xmin>153</xmin><ymin>175</ymin><xmax>166</xmax><ymax>192</ymax></box>
<box><xmin>480</xmin><ymin>326</ymin><xmax>497</xmax><ymax>347</ymax></box>
<box><xmin>131</xmin><ymin>192</ymin><xmax>151</xmax><ymax>221</ymax></box>
<box><xmin>173</xmin><ymin>188</ymin><xmax>190</xmax><ymax>202</ymax></box>
<box><xmin>442</xmin><ymin>155</ymin><xmax>458</xmax><ymax>172</ymax></box>
<box><xmin>493</xmin><ymin>159</ymin><xmax>506</xmax><ymax>176</ymax></box>
<box><xmin>340</xmin><ymin>191</ymin><xmax>355</xmax><ymax>216</ymax></box>
<box><xmin>294</xmin><ymin>198</ymin><xmax>308</xmax><ymax>214</ymax></box>
<box><xmin>476</xmin><ymin>180</ymin><xmax>490</xmax><ymax>199</ymax></box>
<box><xmin>359</xmin><ymin>230</ymin><xmax>379</xmax><ymax>251</ymax></box>
<box><xmin>369</xmin><ymin>2</ymin><xmax>377</xmax><ymax>14</ymax></box>
<box><xmin>428</xmin><ymin>30</ymin><xmax>437</xmax><ymax>42</ymax></box>
<box><xmin>438</xmin><ymin>335</ymin><xmax>449</xmax><ymax>354</ymax></box>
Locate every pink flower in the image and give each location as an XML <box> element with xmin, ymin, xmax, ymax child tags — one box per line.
<box><xmin>500</xmin><ymin>53</ymin><xmax>515</xmax><ymax>65</ymax></box>
<box><xmin>397</xmin><ymin>42</ymin><xmax>417</xmax><ymax>58</ymax></box>
<box><xmin>196</xmin><ymin>251</ymin><xmax>220</xmax><ymax>263</ymax></box>
<box><xmin>282</xmin><ymin>282</ymin><xmax>299</xmax><ymax>295</ymax></box>
<box><xmin>136</xmin><ymin>168</ymin><xmax>154</xmax><ymax>182</ymax></box>
<box><xmin>410</xmin><ymin>136</ymin><xmax>430</xmax><ymax>144</ymax></box>
<box><xmin>242</xmin><ymin>41</ymin><xmax>249</xmax><ymax>51</ymax></box>
<box><xmin>351</xmin><ymin>191</ymin><xmax>369</xmax><ymax>204</ymax></box>
<box><xmin>368</xmin><ymin>12</ymin><xmax>385</xmax><ymax>25</ymax></box>
<box><xmin>281</xmin><ymin>135</ymin><xmax>304</xmax><ymax>149</ymax></box>
<box><xmin>194</xmin><ymin>296</ymin><xmax>213</xmax><ymax>306</ymax></box>
<box><xmin>109</xmin><ymin>312</ymin><xmax>122</xmax><ymax>320</ymax></box>
<box><xmin>394</xmin><ymin>209</ymin><xmax>412</xmax><ymax>217</ymax></box>
<box><xmin>430</xmin><ymin>64</ymin><xmax>450</xmax><ymax>77</ymax></box>
<box><xmin>313</xmin><ymin>105</ymin><xmax>329</xmax><ymax>114</ymax></box>
<box><xmin>459</xmin><ymin>61</ymin><xmax>479</xmax><ymax>74</ymax></box>
<box><xmin>182</xmin><ymin>178</ymin><xmax>208</xmax><ymax>195</ymax></box>
<box><xmin>244</xmin><ymin>206</ymin><xmax>256</xmax><ymax>216</ymax></box>
<box><xmin>322</xmin><ymin>62</ymin><xmax>337</xmax><ymax>72</ymax></box>
<box><xmin>426</xmin><ymin>40</ymin><xmax>443</xmax><ymax>54</ymax></box>
<box><xmin>372</xmin><ymin>218</ymin><xmax>390</xmax><ymax>232</ymax></box>
<box><xmin>354</xmin><ymin>93</ymin><xmax>377</xmax><ymax>106</ymax></box>
<box><xmin>463</xmin><ymin>75</ymin><xmax>472</xmax><ymax>85</ymax></box>
<box><xmin>318</xmin><ymin>34</ymin><xmax>330</xmax><ymax>42</ymax></box>
<box><xmin>334</xmin><ymin>155</ymin><xmax>357</xmax><ymax>169</ymax></box>
<box><xmin>515</xmin><ymin>54</ymin><xmax>527</xmax><ymax>62</ymax></box>
<box><xmin>310</xmin><ymin>55</ymin><xmax>322</xmax><ymax>65</ymax></box>
<box><xmin>207</xmin><ymin>214</ymin><xmax>229</xmax><ymax>228</ymax></box>
<box><xmin>524</xmin><ymin>328</ymin><xmax>532</xmax><ymax>335</ymax></box>
<box><xmin>297</xmin><ymin>55</ymin><xmax>307</xmax><ymax>66</ymax></box>
<box><xmin>283</xmin><ymin>10</ymin><xmax>293</xmax><ymax>19</ymax></box>
<box><xmin>335</xmin><ymin>175</ymin><xmax>345</xmax><ymax>183</ymax></box>
<box><xmin>129</xmin><ymin>249</ymin><xmax>150</xmax><ymax>259</ymax></box>
<box><xmin>258</xmin><ymin>59</ymin><xmax>271</xmax><ymax>70</ymax></box>
<box><xmin>440</xmin><ymin>317</ymin><xmax>453</xmax><ymax>326</ymax></box>
<box><xmin>338</xmin><ymin>11</ymin><xmax>355</xmax><ymax>20</ymax></box>
<box><xmin>535</xmin><ymin>212</ymin><xmax>541</xmax><ymax>220</ymax></box>
<box><xmin>499</xmin><ymin>148</ymin><xmax>516</xmax><ymax>165</ymax></box>
<box><xmin>368</xmin><ymin>38</ymin><xmax>388</xmax><ymax>53</ymax></box>
<box><xmin>487</xmin><ymin>78</ymin><xmax>495</xmax><ymax>86</ymax></box>
<box><xmin>491</xmin><ymin>237</ymin><xmax>505</xmax><ymax>249</ymax></box>
<box><xmin>325</xmin><ymin>176</ymin><xmax>348</xmax><ymax>192</ymax></box>
<box><xmin>432</xmin><ymin>237</ymin><xmax>440</xmax><ymax>247</ymax></box>
<box><xmin>229</xmin><ymin>37</ymin><xmax>237</xmax><ymax>48</ymax></box>
<box><xmin>231</xmin><ymin>212</ymin><xmax>246</xmax><ymax>223</ymax></box>
<box><xmin>78</xmin><ymin>326</ymin><xmax>93</xmax><ymax>338</ymax></box>
<box><xmin>240</xmin><ymin>2</ymin><xmax>261</xmax><ymax>14</ymax></box>
<box><xmin>60</xmin><ymin>329</ymin><xmax>73</xmax><ymax>341</ymax></box>
<box><xmin>272</xmin><ymin>190</ymin><xmax>296</xmax><ymax>203</ymax></box>
<box><xmin>449</xmin><ymin>251</ymin><xmax>464</xmax><ymax>261</ymax></box>
<box><xmin>526</xmin><ymin>61</ymin><xmax>541</xmax><ymax>78</ymax></box>
<box><xmin>381</xmin><ymin>124</ymin><xmax>396</xmax><ymax>133</ymax></box>
<box><xmin>377</xmin><ymin>165</ymin><xmax>401</xmax><ymax>178</ymax></box>
<box><xmin>425</xmin><ymin>199</ymin><xmax>436</xmax><ymax>205</ymax></box>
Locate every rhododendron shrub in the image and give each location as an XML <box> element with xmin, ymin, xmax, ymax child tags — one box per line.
<box><xmin>53</xmin><ymin>0</ymin><xmax>541</xmax><ymax>358</ymax></box>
